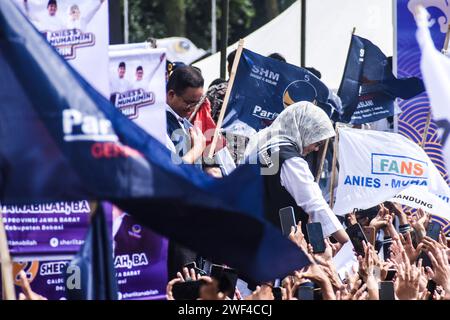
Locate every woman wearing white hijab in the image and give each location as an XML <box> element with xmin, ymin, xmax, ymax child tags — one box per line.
<box><xmin>244</xmin><ymin>101</ymin><xmax>349</xmax><ymax>244</ymax></box>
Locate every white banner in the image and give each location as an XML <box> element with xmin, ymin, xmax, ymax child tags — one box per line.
<box><xmin>333</xmin><ymin>127</ymin><xmax>450</xmax><ymax>215</ymax></box>
<box><xmin>109</xmin><ymin>47</ymin><xmax>167</xmax><ymax>144</ymax></box>
<box><xmin>15</xmin><ymin>0</ymin><xmax>110</xmax><ymax>96</ymax></box>
<box><xmin>390</xmin><ymin>185</ymin><xmax>450</xmax><ymax>221</ymax></box>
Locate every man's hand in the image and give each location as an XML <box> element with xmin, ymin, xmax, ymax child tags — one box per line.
<box><xmin>245</xmin><ymin>285</ymin><xmax>275</xmax><ymax>300</ymax></box>
<box><xmin>427</xmin><ymin>248</ymin><xmax>450</xmax><ymax>297</ymax></box>
<box><xmin>182</xmin><ymin>127</ymin><xmax>206</xmax><ymax>164</ymax></box>
<box><xmin>288</xmin><ymin>221</ymin><xmax>308</xmax><ymax>252</ymax></box>
<box><xmin>394</xmin><ymin>259</ymin><xmax>422</xmax><ymax>300</ymax></box>
<box><xmin>409</xmin><ymin>208</ymin><xmax>430</xmax><ymax>241</ymax></box>
<box><xmin>370</xmin><ymin>204</ymin><xmax>389</xmax><ymax>231</ymax></box>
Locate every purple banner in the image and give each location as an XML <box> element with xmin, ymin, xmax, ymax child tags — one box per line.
<box><xmin>3</xmin><ymin>203</ymin><xmax>168</xmax><ymax>300</ymax></box>
<box><xmin>113</xmin><ymin>211</ymin><xmax>168</xmax><ymax>300</ymax></box>
<box><xmin>4</xmin><ymin>201</ymin><xmax>91</xmax><ymax>257</ymax></box>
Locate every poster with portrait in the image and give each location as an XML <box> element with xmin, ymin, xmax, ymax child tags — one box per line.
<box><xmin>109</xmin><ymin>47</ymin><xmax>167</xmax><ymax>144</ymax></box>
<box><xmin>14</xmin><ymin>0</ymin><xmax>110</xmax><ymax>96</ymax></box>
<box><xmin>112</xmin><ymin>207</ymin><xmax>168</xmax><ymax>300</ymax></box>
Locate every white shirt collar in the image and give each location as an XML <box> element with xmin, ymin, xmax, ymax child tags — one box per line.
<box><xmin>165</xmin><ymin>104</ymin><xmax>184</xmax><ymax>123</ymax></box>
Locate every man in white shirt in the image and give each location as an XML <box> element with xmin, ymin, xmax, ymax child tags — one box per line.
<box><xmin>66</xmin><ymin>0</ymin><xmax>105</xmax><ymax>31</ymax></box>
<box><xmin>110</xmin><ymin>61</ymin><xmax>132</xmax><ymax>94</ymax></box>
<box><xmin>24</xmin><ymin>0</ymin><xmax>65</xmax><ymax>31</ymax></box>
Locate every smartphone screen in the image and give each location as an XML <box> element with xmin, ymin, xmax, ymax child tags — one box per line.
<box><xmin>426</xmin><ymin>221</ymin><xmax>442</xmax><ymax>241</ymax></box>
<box><xmin>306</xmin><ymin>222</ymin><xmax>326</xmax><ymax>253</ymax></box>
<box><xmin>363</xmin><ymin>226</ymin><xmax>376</xmax><ymax>246</ymax></box>
<box><xmin>379</xmin><ymin>281</ymin><xmax>395</xmax><ymax>300</ymax></box>
<box><xmin>172</xmin><ymin>280</ymin><xmax>205</xmax><ymax>300</ymax></box>
<box><xmin>279</xmin><ymin>206</ymin><xmax>297</xmax><ymax>237</ymax></box>
<box><xmin>346</xmin><ymin>223</ymin><xmax>368</xmax><ymax>257</ymax></box>
<box><xmin>296</xmin><ymin>286</ymin><xmax>314</xmax><ymax>300</ymax></box>
<box><xmin>384</xmin><ymin>269</ymin><xmax>397</xmax><ymax>281</ymax></box>
<box><xmin>210</xmin><ymin>264</ymin><xmax>238</xmax><ymax>299</ymax></box>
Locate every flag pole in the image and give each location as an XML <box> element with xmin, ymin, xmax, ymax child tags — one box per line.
<box><xmin>420</xmin><ymin>110</ymin><xmax>432</xmax><ymax>147</ymax></box>
<box><xmin>208</xmin><ymin>39</ymin><xmax>244</xmax><ymax>159</ymax></box>
<box><xmin>315</xmin><ymin>139</ymin><xmax>329</xmax><ymax>183</ymax></box>
<box><xmin>329</xmin><ymin>125</ymin><xmax>340</xmax><ymax>208</ymax></box>
<box><xmin>441</xmin><ymin>23</ymin><xmax>450</xmax><ymax>54</ymax></box>
<box><xmin>0</xmin><ymin>207</ymin><xmax>16</xmax><ymax>300</ymax></box>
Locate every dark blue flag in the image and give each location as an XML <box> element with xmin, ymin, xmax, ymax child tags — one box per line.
<box><xmin>338</xmin><ymin>34</ymin><xmax>424</xmax><ymax>124</ymax></box>
<box><xmin>222</xmin><ymin>49</ymin><xmax>342</xmax><ymax>132</ymax></box>
<box><xmin>64</xmin><ymin>202</ymin><xmax>118</xmax><ymax>300</ymax></box>
<box><xmin>0</xmin><ymin>1</ymin><xmax>311</xmax><ymax>283</ymax></box>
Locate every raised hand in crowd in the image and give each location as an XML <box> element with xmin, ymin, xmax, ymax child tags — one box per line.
<box><xmin>369</xmin><ymin>204</ymin><xmax>389</xmax><ymax>231</ymax></box>
<box><xmin>244</xmin><ymin>284</ymin><xmax>275</xmax><ymax>300</ymax></box>
<box><xmin>17</xmin><ymin>270</ymin><xmax>47</xmax><ymax>301</ymax></box>
<box><xmin>294</xmin><ymin>264</ymin><xmax>335</xmax><ymax>300</ymax></box>
<box><xmin>409</xmin><ymin>208</ymin><xmax>431</xmax><ymax>242</ymax></box>
<box><xmin>288</xmin><ymin>221</ymin><xmax>308</xmax><ymax>252</ymax></box>
<box><xmin>357</xmin><ymin>242</ymin><xmax>379</xmax><ymax>300</ymax></box>
<box><xmin>426</xmin><ymin>248</ymin><xmax>450</xmax><ymax>298</ymax></box>
<box><xmin>393</xmin><ymin>255</ymin><xmax>423</xmax><ymax>300</ymax></box>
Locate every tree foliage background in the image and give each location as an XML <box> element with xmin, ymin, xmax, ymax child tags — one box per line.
<box><xmin>124</xmin><ymin>0</ymin><xmax>296</xmax><ymax>51</ymax></box>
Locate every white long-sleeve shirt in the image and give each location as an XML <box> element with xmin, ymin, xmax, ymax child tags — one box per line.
<box><xmin>280</xmin><ymin>156</ymin><xmax>343</xmax><ymax>238</ymax></box>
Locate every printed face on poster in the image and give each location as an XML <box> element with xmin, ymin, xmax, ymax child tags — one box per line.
<box><xmin>14</xmin><ymin>0</ymin><xmax>110</xmax><ymax>96</ymax></box>
<box><xmin>109</xmin><ymin>48</ymin><xmax>167</xmax><ymax>145</ymax></box>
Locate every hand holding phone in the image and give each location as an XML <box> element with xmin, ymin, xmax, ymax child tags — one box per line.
<box><xmin>306</xmin><ymin>222</ymin><xmax>326</xmax><ymax>253</ymax></box>
<box><xmin>296</xmin><ymin>286</ymin><xmax>314</xmax><ymax>300</ymax></box>
<box><xmin>346</xmin><ymin>223</ymin><xmax>368</xmax><ymax>257</ymax></box>
<box><xmin>426</xmin><ymin>221</ymin><xmax>442</xmax><ymax>241</ymax></box>
<box><xmin>172</xmin><ymin>280</ymin><xmax>207</xmax><ymax>300</ymax></box>
<box><xmin>210</xmin><ymin>264</ymin><xmax>238</xmax><ymax>299</ymax></box>
<box><xmin>279</xmin><ymin>206</ymin><xmax>297</xmax><ymax>237</ymax></box>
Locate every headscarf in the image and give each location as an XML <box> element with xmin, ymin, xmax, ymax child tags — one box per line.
<box><xmin>244</xmin><ymin>101</ymin><xmax>335</xmax><ymax>159</ymax></box>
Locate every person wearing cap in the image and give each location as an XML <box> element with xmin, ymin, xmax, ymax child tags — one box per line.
<box><xmin>24</xmin><ymin>0</ymin><xmax>65</xmax><ymax>31</ymax></box>
<box><xmin>110</xmin><ymin>61</ymin><xmax>132</xmax><ymax>94</ymax></box>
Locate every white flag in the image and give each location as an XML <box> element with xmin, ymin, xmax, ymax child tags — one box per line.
<box><xmin>390</xmin><ymin>185</ymin><xmax>450</xmax><ymax>221</ymax></box>
<box><xmin>415</xmin><ymin>6</ymin><xmax>450</xmax><ymax>175</ymax></box>
<box><xmin>333</xmin><ymin>127</ymin><xmax>450</xmax><ymax>216</ymax></box>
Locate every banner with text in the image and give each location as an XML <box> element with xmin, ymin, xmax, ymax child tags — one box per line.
<box><xmin>15</xmin><ymin>0</ymin><xmax>110</xmax><ymax>96</ymax></box>
<box><xmin>109</xmin><ymin>47</ymin><xmax>167</xmax><ymax>144</ymax></box>
<box><xmin>333</xmin><ymin>127</ymin><xmax>450</xmax><ymax>216</ymax></box>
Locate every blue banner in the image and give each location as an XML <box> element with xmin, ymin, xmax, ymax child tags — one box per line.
<box><xmin>338</xmin><ymin>34</ymin><xmax>424</xmax><ymax>124</ymax></box>
<box><xmin>223</xmin><ymin>49</ymin><xmax>341</xmax><ymax>132</ymax></box>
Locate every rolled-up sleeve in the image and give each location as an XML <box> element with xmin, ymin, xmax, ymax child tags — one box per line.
<box><xmin>280</xmin><ymin>157</ymin><xmax>343</xmax><ymax>238</ymax></box>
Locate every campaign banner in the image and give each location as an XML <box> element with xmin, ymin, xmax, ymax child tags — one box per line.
<box><xmin>390</xmin><ymin>185</ymin><xmax>450</xmax><ymax>221</ymax></box>
<box><xmin>109</xmin><ymin>47</ymin><xmax>167</xmax><ymax>144</ymax></box>
<box><xmin>14</xmin><ymin>0</ymin><xmax>109</xmax><ymax>96</ymax></box>
<box><xmin>113</xmin><ymin>212</ymin><xmax>168</xmax><ymax>300</ymax></box>
<box><xmin>333</xmin><ymin>127</ymin><xmax>450</xmax><ymax>216</ymax></box>
<box><xmin>222</xmin><ymin>48</ymin><xmax>341</xmax><ymax>133</ymax></box>
<box><xmin>396</xmin><ymin>0</ymin><xmax>449</xmax><ymax>184</ymax></box>
<box><xmin>3</xmin><ymin>201</ymin><xmax>91</xmax><ymax>258</ymax></box>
